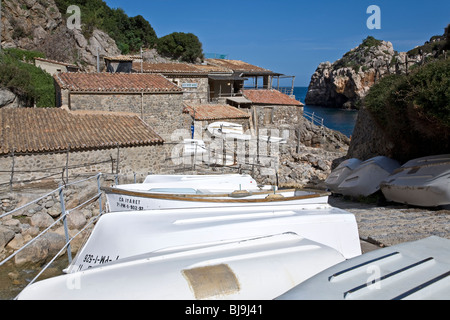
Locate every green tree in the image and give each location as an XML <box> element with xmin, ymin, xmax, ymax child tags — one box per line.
<box><xmin>157</xmin><ymin>32</ymin><xmax>204</xmax><ymax>63</ymax></box>
<box><xmin>54</xmin><ymin>0</ymin><xmax>158</xmax><ymax>54</ymax></box>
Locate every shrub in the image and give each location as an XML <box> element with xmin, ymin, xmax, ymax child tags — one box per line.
<box><xmin>157</xmin><ymin>32</ymin><xmax>204</xmax><ymax>63</ymax></box>
<box><xmin>0</xmin><ymin>50</ymin><xmax>55</xmax><ymax>108</ymax></box>
<box><xmin>54</xmin><ymin>0</ymin><xmax>158</xmax><ymax>53</ymax></box>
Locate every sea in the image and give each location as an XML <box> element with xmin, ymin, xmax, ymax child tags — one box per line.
<box><xmin>292</xmin><ymin>87</ymin><xmax>358</xmax><ymax>137</ymax></box>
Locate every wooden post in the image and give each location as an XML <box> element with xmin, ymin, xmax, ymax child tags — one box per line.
<box><xmin>116</xmin><ymin>144</ymin><xmax>120</xmax><ymax>174</ymax></box>
<box><xmin>59</xmin><ymin>185</ymin><xmax>72</xmax><ymax>264</ymax></box>
<box><xmin>10</xmin><ymin>149</ymin><xmax>15</xmax><ymax>191</ymax></box>
<box><xmin>256</xmin><ymin>126</ymin><xmax>260</xmax><ymax>164</ymax></box>
<box><xmin>222</xmin><ymin>134</ymin><xmax>226</xmax><ymax>166</ymax></box>
<box><xmin>65</xmin><ymin>145</ymin><xmax>70</xmax><ymax>184</ymax></box>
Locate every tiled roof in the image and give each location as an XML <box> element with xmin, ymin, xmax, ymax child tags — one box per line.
<box><xmin>0</xmin><ymin>108</ymin><xmax>163</xmax><ymax>155</ymax></box>
<box><xmin>183</xmin><ymin>104</ymin><xmax>250</xmax><ymax>121</ymax></box>
<box><xmin>35</xmin><ymin>58</ymin><xmax>80</xmax><ymax>69</ymax></box>
<box><xmin>54</xmin><ymin>73</ymin><xmax>182</xmax><ymax>93</ymax></box>
<box><xmin>133</xmin><ymin>62</ymin><xmax>207</xmax><ymax>74</ymax></box>
<box><xmin>206</xmin><ymin>59</ymin><xmax>274</xmax><ymax>74</ymax></box>
<box><xmin>104</xmin><ymin>55</ymin><xmax>135</xmax><ymax>61</ymax></box>
<box><xmin>243</xmin><ymin>89</ymin><xmax>303</xmax><ymax>106</ymax></box>
<box><xmin>133</xmin><ymin>62</ymin><xmax>231</xmax><ymax>75</ymax></box>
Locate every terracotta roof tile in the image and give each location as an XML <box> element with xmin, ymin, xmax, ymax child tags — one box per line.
<box><xmin>206</xmin><ymin>59</ymin><xmax>273</xmax><ymax>73</ymax></box>
<box><xmin>133</xmin><ymin>62</ymin><xmax>206</xmax><ymax>74</ymax></box>
<box><xmin>183</xmin><ymin>104</ymin><xmax>250</xmax><ymax>121</ymax></box>
<box><xmin>133</xmin><ymin>62</ymin><xmax>231</xmax><ymax>75</ymax></box>
<box><xmin>54</xmin><ymin>72</ymin><xmax>182</xmax><ymax>93</ymax></box>
<box><xmin>243</xmin><ymin>89</ymin><xmax>303</xmax><ymax>106</ymax></box>
<box><xmin>34</xmin><ymin>58</ymin><xmax>80</xmax><ymax>69</ymax></box>
<box><xmin>0</xmin><ymin>108</ymin><xmax>163</xmax><ymax>155</ymax></box>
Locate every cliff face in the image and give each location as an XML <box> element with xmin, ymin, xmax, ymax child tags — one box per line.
<box><xmin>305</xmin><ymin>37</ymin><xmax>422</xmax><ymax>109</ymax></box>
<box><xmin>1</xmin><ymin>0</ymin><xmax>121</xmax><ymax>71</ymax></box>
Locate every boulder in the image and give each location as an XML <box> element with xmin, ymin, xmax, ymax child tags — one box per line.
<box><xmin>66</xmin><ymin>211</ymin><xmax>87</xmax><ymax>230</ymax></box>
<box><xmin>30</xmin><ymin>212</ymin><xmax>55</xmax><ymax>229</ymax></box>
<box><xmin>14</xmin><ymin>237</ymin><xmax>49</xmax><ymax>266</ymax></box>
<box><xmin>0</xmin><ymin>226</ymin><xmax>16</xmax><ymax>249</ymax></box>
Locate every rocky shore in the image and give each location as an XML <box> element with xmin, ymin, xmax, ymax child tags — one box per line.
<box><xmin>305</xmin><ymin>36</ymin><xmax>426</xmax><ymax>109</ymax></box>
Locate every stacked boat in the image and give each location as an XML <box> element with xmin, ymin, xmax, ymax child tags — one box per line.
<box><xmin>18</xmin><ymin>173</ymin><xmax>362</xmax><ymax>300</ymax></box>
<box><xmin>103</xmin><ymin>174</ymin><xmax>330</xmax><ymax>211</ymax></box>
<box><xmin>326</xmin><ymin>156</ymin><xmax>400</xmax><ymax>197</ymax></box>
<box><xmin>327</xmin><ymin>154</ymin><xmax>450</xmax><ymax>207</ymax></box>
<box><xmin>380</xmin><ymin>154</ymin><xmax>450</xmax><ymax>207</ymax></box>
<box><xmin>17</xmin><ymin>171</ymin><xmax>450</xmax><ymax>300</ymax></box>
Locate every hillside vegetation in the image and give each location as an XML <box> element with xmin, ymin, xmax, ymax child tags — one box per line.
<box><xmin>361</xmin><ymin>26</ymin><xmax>450</xmax><ymax>161</ymax></box>
<box><xmin>54</xmin><ymin>0</ymin><xmax>204</xmax><ymax>62</ymax></box>
<box><xmin>0</xmin><ymin>49</ymin><xmax>55</xmax><ymax>108</ymax></box>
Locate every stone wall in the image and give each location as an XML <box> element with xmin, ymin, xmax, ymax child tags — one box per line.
<box><xmin>253</xmin><ymin>104</ymin><xmax>304</xmax><ymax>143</ymax></box>
<box><xmin>59</xmin><ymin>91</ymin><xmax>189</xmax><ymax>140</ymax></box>
<box><xmin>0</xmin><ymin>144</ymin><xmax>175</xmax><ymax>190</ymax></box>
<box><xmin>166</xmin><ymin>76</ymin><xmax>209</xmax><ymax>105</ymax></box>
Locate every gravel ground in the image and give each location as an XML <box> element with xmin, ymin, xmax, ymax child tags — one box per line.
<box><xmin>328</xmin><ymin>195</ymin><xmax>450</xmax><ymax>248</ymax></box>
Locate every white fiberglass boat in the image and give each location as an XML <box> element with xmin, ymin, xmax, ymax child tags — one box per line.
<box><xmin>17</xmin><ymin>233</ymin><xmax>345</xmax><ymax>300</ymax></box>
<box><xmin>208</xmin><ymin>122</ymin><xmax>287</xmax><ymax>144</ymax></box>
<box><xmin>381</xmin><ymin>154</ymin><xmax>450</xmax><ymax>207</ymax></box>
<box><xmin>325</xmin><ymin>158</ymin><xmax>362</xmax><ymax>193</ymax></box>
<box><xmin>337</xmin><ymin>156</ymin><xmax>400</xmax><ymax>197</ymax></box>
<box><xmin>65</xmin><ymin>203</ymin><xmax>361</xmax><ymax>273</ymax></box>
<box><xmin>277</xmin><ymin>236</ymin><xmax>450</xmax><ymax>300</ymax></box>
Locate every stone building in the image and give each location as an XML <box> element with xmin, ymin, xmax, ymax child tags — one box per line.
<box><xmin>183</xmin><ymin>104</ymin><xmax>251</xmax><ymax>140</ymax></box>
<box><xmin>133</xmin><ymin>62</ymin><xmax>212</xmax><ymax>104</ymax></box>
<box><xmin>0</xmin><ymin>108</ymin><xmax>170</xmax><ymax>188</ymax></box>
<box><xmin>240</xmin><ymin>89</ymin><xmax>304</xmax><ymax>142</ymax></box>
<box><xmin>53</xmin><ymin>72</ymin><xmax>188</xmax><ymax>140</ymax></box>
<box><xmin>34</xmin><ymin>58</ymin><xmax>80</xmax><ymax>76</ymax></box>
<box><xmin>205</xmin><ymin>59</ymin><xmax>282</xmax><ymax>97</ymax></box>
<box><xmin>104</xmin><ymin>55</ymin><xmax>135</xmax><ymax>73</ymax></box>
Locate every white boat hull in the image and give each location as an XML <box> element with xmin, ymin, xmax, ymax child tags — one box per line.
<box><xmin>208</xmin><ymin>121</ymin><xmax>287</xmax><ymax>144</ymax></box>
<box><xmin>18</xmin><ymin>233</ymin><xmax>346</xmax><ymax>300</ymax></box>
<box><xmin>381</xmin><ymin>154</ymin><xmax>450</xmax><ymax>207</ymax></box>
<box><xmin>326</xmin><ymin>158</ymin><xmax>362</xmax><ymax>193</ymax></box>
<box><xmin>104</xmin><ymin>188</ymin><xmax>330</xmax><ymax>212</ymax></box>
<box><xmin>277</xmin><ymin>236</ymin><xmax>450</xmax><ymax>300</ymax></box>
<box><xmin>338</xmin><ymin>156</ymin><xmax>400</xmax><ymax>197</ymax></box>
<box><xmin>66</xmin><ymin>203</ymin><xmax>361</xmax><ymax>272</ymax></box>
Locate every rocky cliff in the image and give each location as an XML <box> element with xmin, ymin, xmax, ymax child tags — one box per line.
<box><xmin>305</xmin><ymin>36</ymin><xmax>423</xmax><ymax>109</ymax></box>
<box><xmin>1</xmin><ymin>0</ymin><xmax>121</xmax><ymax>71</ymax></box>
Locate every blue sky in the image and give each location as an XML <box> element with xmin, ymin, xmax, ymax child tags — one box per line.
<box><xmin>104</xmin><ymin>0</ymin><xmax>449</xmax><ymax>86</ymax></box>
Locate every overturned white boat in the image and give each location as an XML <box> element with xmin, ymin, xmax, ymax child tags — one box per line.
<box><xmin>141</xmin><ymin>173</ymin><xmax>263</xmax><ymax>190</ymax></box>
<box><xmin>208</xmin><ymin>121</ymin><xmax>287</xmax><ymax>144</ymax></box>
<box><xmin>65</xmin><ymin>203</ymin><xmax>361</xmax><ymax>273</ymax></box>
<box><xmin>103</xmin><ymin>186</ymin><xmax>330</xmax><ymax>212</ymax></box>
<box><xmin>337</xmin><ymin>156</ymin><xmax>400</xmax><ymax>197</ymax></box>
<box><xmin>381</xmin><ymin>154</ymin><xmax>450</xmax><ymax>207</ymax></box>
<box><xmin>325</xmin><ymin>158</ymin><xmax>362</xmax><ymax>193</ymax></box>
<box><xmin>18</xmin><ymin>233</ymin><xmax>346</xmax><ymax>300</ymax></box>
<box><xmin>277</xmin><ymin>236</ymin><xmax>450</xmax><ymax>300</ymax></box>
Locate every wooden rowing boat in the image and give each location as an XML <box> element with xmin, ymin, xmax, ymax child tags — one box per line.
<box><xmin>102</xmin><ymin>186</ymin><xmax>331</xmax><ymax>211</ymax></box>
